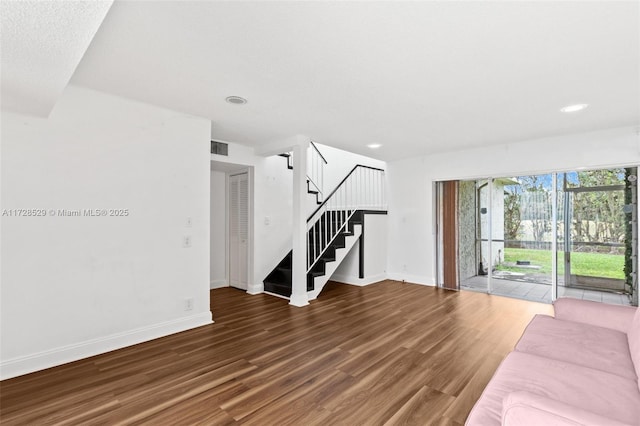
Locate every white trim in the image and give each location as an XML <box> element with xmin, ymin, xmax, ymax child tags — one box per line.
<box><xmin>331</xmin><ymin>273</ymin><xmax>387</xmax><ymax>286</ymax></box>
<box><xmin>246</xmin><ymin>282</ymin><xmax>264</xmax><ymax>295</ymax></box>
<box><xmin>386</xmin><ymin>273</ymin><xmax>436</xmax><ymax>286</ymax></box>
<box><xmin>0</xmin><ymin>312</ymin><xmax>213</xmax><ymax>381</ymax></box>
<box><xmin>210</xmin><ymin>279</ymin><xmax>227</xmax><ymax>289</ymax></box>
<box><xmin>263</xmin><ymin>290</ymin><xmax>289</xmax><ymax>300</ymax></box>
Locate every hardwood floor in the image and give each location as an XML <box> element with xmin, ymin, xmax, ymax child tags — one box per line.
<box><xmin>0</xmin><ymin>280</ymin><xmax>552</xmax><ymax>425</ymax></box>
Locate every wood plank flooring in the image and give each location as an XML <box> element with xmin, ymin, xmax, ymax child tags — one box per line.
<box><xmin>0</xmin><ymin>280</ymin><xmax>552</xmax><ymax>425</ymax></box>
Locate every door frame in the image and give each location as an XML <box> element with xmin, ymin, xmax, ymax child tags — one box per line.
<box><xmin>226</xmin><ymin>167</ymin><xmax>255</xmax><ymax>293</ymax></box>
<box><xmin>563</xmin><ymin>183</ymin><xmax>626</xmax><ymax>290</ymax></box>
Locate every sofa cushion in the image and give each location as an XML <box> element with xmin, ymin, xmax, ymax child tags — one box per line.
<box><xmin>514</xmin><ymin>314</ymin><xmax>637</xmax><ymax>380</ymax></box>
<box><xmin>502</xmin><ymin>391</ymin><xmax>635</xmax><ymax>426</ymax></box>
<box><xmin>629</xmin><ymin>307</ymin><xmax>640</xmax><ymax>387</ymax></box>
<box><xmin>465</xmin><ymin>351</ymin><xmax>640</xmax><ymax>426</ymax></box>
<box><xmin>553</xmin><ymin>297</ymin><xmax>636</xmax><ymax>333</ymax></box>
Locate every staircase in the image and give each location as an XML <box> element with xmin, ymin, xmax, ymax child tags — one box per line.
<box><xmin>264</xmin><ymin>210</ymin><xmax>364</xmax><ymax>299</ymax></box>
<box><xmin>263</xmin><ymin>152</ymin><xmax>386</xmax><ymax>300</ymax></box>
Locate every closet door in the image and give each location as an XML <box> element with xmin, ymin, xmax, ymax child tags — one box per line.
<box><xmin>229</xmin><ymin>172</ymin><xmax>248</xmax><ymax>290</ymax></box>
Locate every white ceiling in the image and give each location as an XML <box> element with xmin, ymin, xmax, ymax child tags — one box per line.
<box><xmin>0</xmin><ymin>0</ymin><xmax>112</xmax><ymax>117</ymax></box>
<box><xmin>10</xmin><ymin>1</ymin><xmax>640</xmax><ymax>161</ymax></box>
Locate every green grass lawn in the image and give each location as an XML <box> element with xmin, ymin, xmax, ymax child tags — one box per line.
<box><xmin>498</xmin><ymin>248</ymin><xmax>624</xmax><ymax>280</ymax></box>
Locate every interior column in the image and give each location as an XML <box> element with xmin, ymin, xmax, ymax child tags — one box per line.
<box><xmin>290</xmin><ymin>137</ymin><xmax>310</xmax><ymax>307</ymax></box>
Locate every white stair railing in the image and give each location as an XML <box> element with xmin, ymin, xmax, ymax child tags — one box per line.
<box><xmin>281</xmin><ymin>142</ymin><xmax>327</xmax><ymax>202</ymax></box>
<box><xmin>307</xmin><ymin>141</ymin><xmax>327</xmax><ymax>202</ymax></box>
<box><xmin>307</xmin><ymin>165</ymin><xmax>386</xmax><ymax>271</ymax></box>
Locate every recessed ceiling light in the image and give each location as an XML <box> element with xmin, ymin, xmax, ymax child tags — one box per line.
<box><xmin>367</xmin><ymin>143</ymin><xmax>382</xmax><ymax>149</ymax></box>
<box><xmin>226</xmin><ymin>96</ymin><xmax>247</xmax><ymax>105</ymax></box>
<box><xmin>560</xmin><ymin>103</ymin><xmax>588</xmax><ymax>113</ymax></box>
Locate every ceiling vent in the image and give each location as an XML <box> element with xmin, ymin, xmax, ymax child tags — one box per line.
<box><xmin>211</xmin><ymin>140</ymin><xmax>229</xmax><ymax>156</ymax></box>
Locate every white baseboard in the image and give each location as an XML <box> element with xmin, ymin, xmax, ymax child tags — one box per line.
<box><xmin>263</xmin><ymin>290</ymin><xmax>289</xmax><ymax>300</ymax></box>
<box><xmin>210</xmin><ymin>279</ymin><xmax>228</xmax><ymax>289</ymax></box>
<box><xmin>246</xmin><ymin>282</ymin><xmax>264</xmax><ymax>295</ymax></box>
<box><xmin>386</xmin><ymin>273</ymin><xmax>436</xmax><ymax>287</ymax></box>
<box><xmin>331</xmin><ymin>273</ymin><xmax>388</xmax><ymax>286</ymax></box>
<box><xmin>0</xmin><ymin>311</ymin><xmax>213</xmax><ymax>381</ymax></box>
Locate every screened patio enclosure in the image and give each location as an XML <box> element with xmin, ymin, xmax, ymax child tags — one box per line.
<box><xmin>436</xmin><ymin>167</ymin><xmax>638</xmax><ymax>306</ymax></box>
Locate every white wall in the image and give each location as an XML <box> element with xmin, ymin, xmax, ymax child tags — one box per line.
<box><xmin>210</xmin><ymin>170</ymin><xmax>226</xmax><ymax>288</ymax></box>
<box><xmin>313</xmin><ymin>142</ymin><xmax>386</xmax><ymax>196</ymax></box>
<box><xmin>332</xmin><ymin>214</ymin><xmax>388</xmax><ymax>285</ymax></box>
<box><xmin>387</xmin><ymin>126</ymin><xmax>640</xmax><ymax>286</ymax></box>
<box><xmin>254</xmin><ymin>155</ymin><xmax>294</xmax><ymax>289</ymax></box>
<box><xmin>0</xmin><ymin>85</ymin><xmax>212</xmax><ymax>379</ymax></box>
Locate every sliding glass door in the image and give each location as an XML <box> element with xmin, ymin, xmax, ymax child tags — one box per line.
<box><xmin>448</xmin><ymin>166</ymin><xmax>637</xmax><ymax>306</ymax></box>
<box><xmin>459</xmin><ymin>176</ymin><xmax>554</xmax><ymax>303</ymax></box>
<box><xmin>491</xmin><ymin>175</ymin><xmax>554</xmax><ymax>303</ymax></box>
<box><xmin>558</xmin><ymin>169</ymin><xmax>631</xmax><ymax>305</ymax></box>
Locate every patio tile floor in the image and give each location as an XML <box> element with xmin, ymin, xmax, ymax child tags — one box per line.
<box><xmin>461</xmin><ymin>276</ymin><xmax>631</xmax><ymax>306</ymax></box>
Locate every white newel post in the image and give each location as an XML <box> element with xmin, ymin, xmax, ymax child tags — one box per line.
<box><xmin>290</xmin><ymin>137</ymin><xmax>310</xmax><ymax>307</ymax></box>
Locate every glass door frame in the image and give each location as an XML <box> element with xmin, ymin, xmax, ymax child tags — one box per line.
<box><xmin>562</xmin><ymin>182</ymin><xmax>626</xmax><ymax>291</ymax></box>
<box><xmin>451</xmin><ymin>175</ymin><xmax>557</xmax><ymax>298</ymax></box>
<box><xmin>487</xmin><ymin>176</ymin><xmax>559</xmax><ymax>300</ymax></box>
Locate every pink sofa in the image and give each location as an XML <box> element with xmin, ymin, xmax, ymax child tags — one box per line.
<box><xmin>466</xmin><ymin>298</ymin><xmax>640</xmax><ymax>426</ymax></box>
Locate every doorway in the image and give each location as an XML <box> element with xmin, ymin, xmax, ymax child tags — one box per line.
<box><xmin>210</xmin><ymin>160</ymin><xmax>253</xmax><ymax>293</ymax></box>
<box><xmin>229</xmin><ymin>171</ymin><xmax>249</xmax><ymax>290</ymax></box>
<box><xmin>559</xmin><ymin>170</ymin><xmax>632</xmax><ymax>303</ymax></box>
<box><xmin>440</xmin><ymin>166</ymin><xmax>637</xmax><ymax>306</ymax></box>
